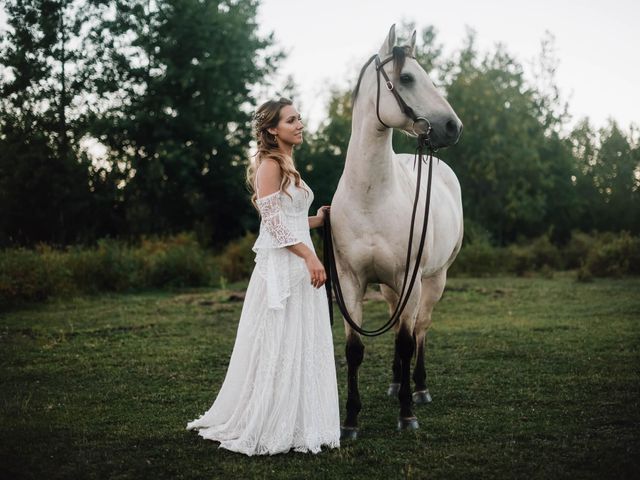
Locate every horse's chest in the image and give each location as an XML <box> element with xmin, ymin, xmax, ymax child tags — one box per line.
<box><xmin>332</xmin><ymin>196</ymin><xmax>417</xmax><ymax>282</ymax></box>
<box><xmin>337</xmin><ymin>232</ymin><xmax>406</xmax><ymax>284</ymax></box>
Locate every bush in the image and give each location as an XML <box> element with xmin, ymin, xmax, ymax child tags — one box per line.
<box><xmin>580</xmin><ymin>231</ymin><xmax>640</xmax><ymax>278</ymax></box>
<box><xmin>2</xmin><ymin>229</ymin><xmax>638</xmax><ymax>309</ymax></box>
<box><xmin>450</xmin><ymin>232</ymin><xmax>563</xmax><ymax>277</ymax></box>
<box><xmin>66</xmin><ymin>238</ymin><xmax>145</xmax><ymax>293</ymax></box>
<box><xmin>505</xmin><ymin>243</ymin><xmax>535</xmax><ymax>276</ymax></box>
<box><xmin>218</xmin><ymin>232</ymin><xmax>257</xmax><ymax>283</ymax></box>
<box><xmin>449</xmin><ymin>219</ymin><xmax>507</xmax><ymax>277</ymax></box>
<box><xmin>36</xmin><ymin>244</ymin><xmax>78</xmax><ymax>296</ymax></box>
<box><xmin>449</xmin><ymin>240</ymin><xmax>506</xmax><ymax>277</ymax></box>
<box><xmin>564</xmin><ymin>231</ymin><xmax>596</xmax><ymax>269</ymax></box>
<box><xmin>506</xmin><ymin>234</ymin><xmax>562</xmax><ymax>275</ymax></box>
<box><xmin>0</xmin><ymin>233</ymin><xmax>221</xmax><ymax>310</ymax></box>
<box><xmin>142</xmin><ymin>233</ymin><xmax>216</xmax><ymax>287</ymax></box>
<box><xmin>0</xmin><ymin>248</ymin><xmax>52</xmax><ymax>304</ymax></box>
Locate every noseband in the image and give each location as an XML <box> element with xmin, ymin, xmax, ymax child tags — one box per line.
<box><xmin>322</xmin><ymin>51</ymin><xmax>437</xmax><ymax>337</ymax></box>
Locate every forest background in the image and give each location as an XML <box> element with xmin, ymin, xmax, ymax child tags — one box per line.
<box><xmin>1</xmin><ymin>0</ymin><xmax>638</xmax><ymax>306</ymax></box>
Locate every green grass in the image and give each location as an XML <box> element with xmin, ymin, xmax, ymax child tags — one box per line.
<box><xmin>1</xmin><ymin>274</ymin><xmax>639</xmax><ymax>479</ymax></box>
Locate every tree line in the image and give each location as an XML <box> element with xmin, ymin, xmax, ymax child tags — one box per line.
<box><xmin>1</xmin><ymin>0</ymin><xmax>278</xmax><ymax>247</ymax></box>
<box><xmin>1</xmin><ymin>5</ymin><xmax>638</xmax><ymax>249</ymax></box>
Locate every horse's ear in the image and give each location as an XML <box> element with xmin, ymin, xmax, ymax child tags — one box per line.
<box><xmin>410</xmin><ymin>29</ymin><xmax>417</xmax><ymax>56</ymax></box>
<box><xmin>379</xmin><ymin>24</ymin><xmax>396</xmax><ymax>57</ymax></box>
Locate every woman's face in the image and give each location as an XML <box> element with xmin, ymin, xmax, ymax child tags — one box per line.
<box><xmin>269</xmin><ymin>105</ymin><xmax>304</xmax><ymax>147</ymax></box>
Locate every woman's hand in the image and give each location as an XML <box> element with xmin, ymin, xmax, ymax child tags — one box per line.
<box><xmin>305</xmin><ymin>255</ymin><xmax>327</xmax><ymax>288</ymax></box>
<box><xmin>316</xmin><ymin>205</ymin><xmax>331</xmax><ymax>222</ymax></box>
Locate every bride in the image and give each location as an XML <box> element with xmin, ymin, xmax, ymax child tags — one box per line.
<box><xmin>186</xmin><ymin>98</ymin><xmax>341</xmax><ymax>456</ymax></box>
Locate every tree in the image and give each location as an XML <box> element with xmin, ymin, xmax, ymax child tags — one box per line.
<box><xmin>0</xmin><ymin>0</ymin><xmax>281</xmax><ymax>247</ymax></box>
<box><xmin>296</xmin><ymin>88</ymin><xmax>351</xmax><ymax>209</ymax></box>
<box><xmin>86</xmin><ymin>0</ymin><xmax>280</xmax><ymax>246</ymax></box>
<box><xmin>570</xmin><ymin>119</ymin><xmax>640</xmax><ymax>233</ymax></box>
<box><xmin>0</xmin><ymin>0</ymin><xmax>96</xmax><ymax>246</ymax></box>
<box><xmin>436</xmin><ymin>30</ymin><xmax>577</xmax><ymax>243</ymax></box>
<box><xmin>593</xmin><ymin>121</ymin><xmax>638</xmax><ymax>232</ymax></box>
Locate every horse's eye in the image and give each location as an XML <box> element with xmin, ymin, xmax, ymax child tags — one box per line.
<box><xmin>399</xmin><ymin>73</ymin><xmax>414</xmax><ymax>84</ymax></box>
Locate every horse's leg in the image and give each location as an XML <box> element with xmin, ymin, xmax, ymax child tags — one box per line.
<box><xmin>396</xmin><ymin>324</ymin><xmax>418</xmax><ymax>429</ymax></box>
<box><xmin>388</xmin><ymin>349</ymin><xmax>401</xmax><ymax>396</ymax></box>
<box><xmin>340</xmin><ymin>276</ymin><xmax>367</xmax><ymax>440</ymax></box>
<box><xmin>380</xmin><ymin>284</ymin><xmax>401</xmax><ymax>396</ymax></box>
<box><xmin>412</xmin><ymin>271</ymin><xmax>446</xmax><ymax>404</ymax></box>
<box><xmin>395</xmin><ymin>285</ymin><xmax>422</xmax><ymax>430</ymax></box>
<box><xmin>412</xmin><ymin>328</ymin><xmax>431</xmax><ymax>404</ymax></box>
<box><xmin>343</xmin><ymin>330</ymin><xmax>364</xmax><ymax>439</ymax></box>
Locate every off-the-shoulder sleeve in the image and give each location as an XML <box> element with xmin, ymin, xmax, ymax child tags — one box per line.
<box><xmin>252</xmin><ymin>191</ymin><xmax>307</xmax><ymax>311</ymax></box>
<box><xmin>255</xmin><ymin>192</ymin><xmax>301</xmax><ymax>248</ymax></box>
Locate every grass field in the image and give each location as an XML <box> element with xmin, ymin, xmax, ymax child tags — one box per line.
<box><xmin>1</xmin><ymin>274</ymin><xmax>639</xmax><ymax>479</ymax></box>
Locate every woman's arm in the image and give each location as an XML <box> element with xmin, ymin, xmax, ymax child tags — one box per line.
<box><xmin>309</xmin><ymin>206</ymin><xmax>330</xmax><ymax>229</ymax></box>
<box><xmin>308</xmin><ymin>215</ymin><xmax>323</xmax><ymax>229</ymax></box>
<box><xmin>256</xmin><ymin>160</ymin><xmax>316</xmax><ymax>261</ymax></box>
<box><xmin>256</xmin><ymin>159</ymin><xmax>327</xmax><ymax>288</ymax></box>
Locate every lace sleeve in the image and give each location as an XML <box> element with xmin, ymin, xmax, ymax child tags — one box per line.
<box><xmin>256</xmin><ymin>192</ymin><xmax>300</xmax><ymax>248</ymax></box>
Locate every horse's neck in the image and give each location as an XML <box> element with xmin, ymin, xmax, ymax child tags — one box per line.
<box><xmin>343</xmin><ymin>103</ymin><xmax>396</xmax><ymax>198</ymax></box>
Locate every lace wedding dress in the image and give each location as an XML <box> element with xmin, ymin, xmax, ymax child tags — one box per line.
<box><xmin>186</xmin><ymin>179</ymin><xmax>340</xmax><ymax>456</ymax></box>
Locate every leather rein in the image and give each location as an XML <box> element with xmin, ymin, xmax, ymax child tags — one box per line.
<box><xmin>322</xmin><ymin>52</ymin><xmax>436</xmax><ymax>337</ymax></box>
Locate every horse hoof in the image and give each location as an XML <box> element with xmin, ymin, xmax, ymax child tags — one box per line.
<box><xmin>397</xmin><ymin>417</ymin><xmax>419</xmax><ymax>431</ymax></box>
<box><xmin>340</xmin><ymin>426</ymin><xmax>358</xmax><ymax>441</ymax></box>
<box><xmin>412</xmin><ymin>390</ymin><xmax>432</xmax><ymax>404</ymax></box>
<box><xmin>387</xmin><ymin>383</ymin><xmax>400</xmax><ymax>397</ymax></box>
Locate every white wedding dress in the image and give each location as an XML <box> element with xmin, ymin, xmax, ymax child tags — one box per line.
<box><xmin>186</xmin><ymin>178</ymin><xmax>340</xmax><ymax>456</ymax></box>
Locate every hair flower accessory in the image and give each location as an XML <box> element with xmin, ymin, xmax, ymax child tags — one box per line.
<box><xmin>253</xmin><ymin>111</ymin><xmax>266</xmax><ymax>133</ymax></box>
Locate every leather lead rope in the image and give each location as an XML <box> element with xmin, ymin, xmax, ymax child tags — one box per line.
<box><xmin>323</xmin><ymin>139</ymin><xmax>434</xmax><ymax>336</ymax></box>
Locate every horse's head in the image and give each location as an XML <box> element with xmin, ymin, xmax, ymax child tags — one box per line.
<box><xmin>354</xmin><ymin>25</ymin><xmax>463</xmax><ymax>149</ymax></box>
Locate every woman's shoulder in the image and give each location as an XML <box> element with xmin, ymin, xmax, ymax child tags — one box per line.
<box><xmin>255</xmin><ymin>158</ymin><xmax>284</xmax><ymax>199</ymax></box>
<box><xmin>257</xmin><ymin>156</ymin><xmax>280</xmax><ymax>170</ymax></box>
<box><xmin>256</xmin><ymin>158</ymin><xmax>282</xmax><ymax>179</ymax></box>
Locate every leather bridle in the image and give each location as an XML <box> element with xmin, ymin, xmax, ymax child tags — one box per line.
<box><xmin>374</xmin><ymin>53</ymin><xmax>432</xmax><ymax>138</ymax></box>
<box><xmin>323</xmin><ymin>51</ymin><xmax>436</xmax><ymax>337</ymax></box>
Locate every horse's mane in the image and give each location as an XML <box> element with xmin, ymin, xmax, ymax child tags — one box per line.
<box><xmin>352</xmin><ymin>45</ymin><xmax>412</xmax><ymax>102</ymax></box>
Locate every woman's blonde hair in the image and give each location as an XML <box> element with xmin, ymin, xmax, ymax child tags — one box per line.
<box><xmin>246</xmin><ymin>97</ymin><xmax>308</xmax><ymax>210</ymax></box>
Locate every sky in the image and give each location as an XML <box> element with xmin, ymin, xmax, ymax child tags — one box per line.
<box><xmin>256</xmin><ymin>0</ymin><xmax>640</xmax><ymax>132</ymax></box>
<box><xmin>0</xmin><ymin>0</ymin><xmax>638</xmax><ymax>135</ymax></box>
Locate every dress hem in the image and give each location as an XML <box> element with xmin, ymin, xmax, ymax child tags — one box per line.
<box><xmin>190</xmin><ymin>428</ymin><xmax>340</xmax><ymax>456</ymax></box>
